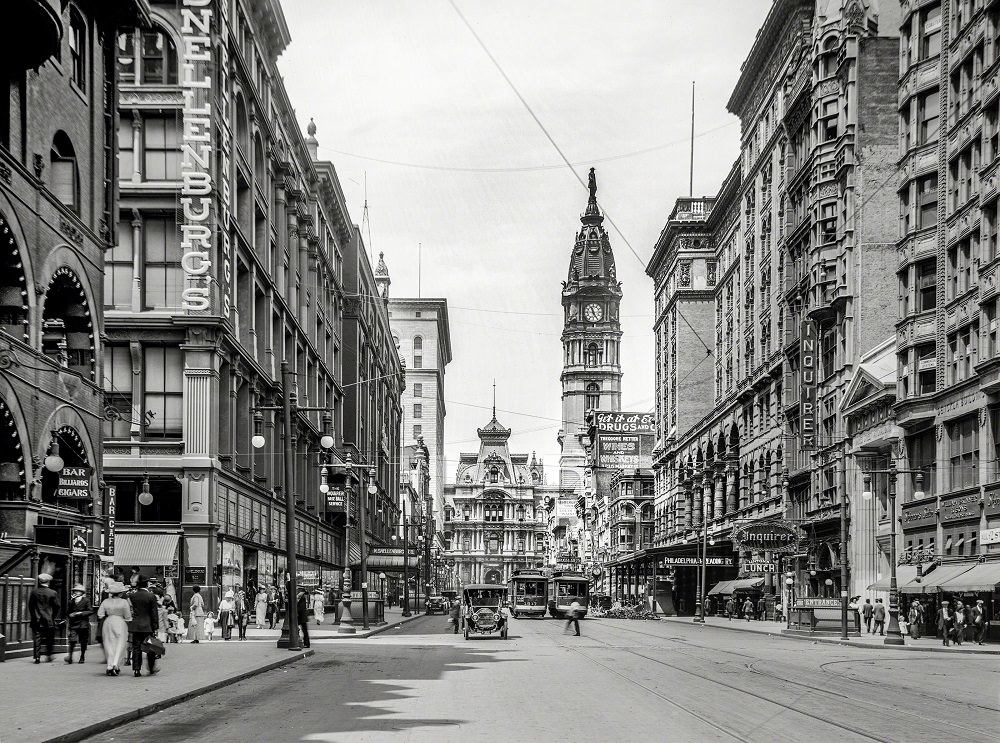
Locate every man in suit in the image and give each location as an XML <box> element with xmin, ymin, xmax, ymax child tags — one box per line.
<box><xmin>65</xmin><ymin>583</ymin><xmax>93</xmax><ymax>663</ymax></box>
<box><xmin>872</xmin><ymin>598</ymin><xmax>887</xmax><ymax>636</ymax></box>
<box><xmin>27</xmin><ymin>573</ymin><xmax>60</xmax><ymax>663</ymax></box>
<box><xmin>971</xmin><ymin>599</ymin><xmax>987</xmax><ymax>645</ymax></box>
<box><xmin>861</xmin><ymin>599</ymin><xmax>874</xmax><ymax>633</ymax></box>
<box><xmin>127</xmin><ymin>577</ymin><xmax>160</xmax><ymax>677</ymax></box>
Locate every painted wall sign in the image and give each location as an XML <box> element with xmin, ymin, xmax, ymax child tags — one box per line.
<box><xmin>595</xmin><ymin>412</ymin><xmax>656</xmax><ymax>434</ymax></box>
<box><xmin>980</xmin><ymin>527</ymin><xmax>1000</xmax><ymax>546</ymax></box>
<box><xmin>743</xmin><ymin>561</ymin><xmax>777</xmax><ymax>573</ymax></box>
<box><xmin>984</xmin><ymin>490</ymin><xmax>1000</xmax><ymax>518</ymax></box>
<box><xmin>901</xmin><ymin>503</ymin><xmax>938</xmax><ymax>529</ymax></box>
<box><xmin>179</xmin><ymin>0</ymin><xmax>216</xmax><ymax>313</ymax></box>
<box><xmin>940</xmin><ymin>493</ymin><xmax>981</xmax><ymax>523</ymax></box>
<box><xmin>794</xmin><ymin>597</ymin><xmax>840</xmax><ymax>609</ymax></box>
<box><xmin>657</xmin><ymin>556</ymin><xmax>736</xmax><ymax>568</ymax></box>
<box><xmin>800</xmin><ymin>319</ymin><xmax>817</xmax><ymax>450</ymax></box>
<box><xmin>732</xmin><ymin>522</ymin><xmax>800</xmax><ymax>553</ymax></box>
<box><xmin>56</xmin><ymin>466</ymin><xmax>92</xmax><ymax>499</ymax></box>
<box><xmin>184</xmin><ymin>566</ymin><xmax>207</xmax><ymax>584</ymax></box>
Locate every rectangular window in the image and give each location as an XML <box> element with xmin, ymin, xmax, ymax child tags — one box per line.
<box><xmin>907</xmin><ymin>428</ymin><xmax>937</xmax><ymax>499</ymax></box>
<box><xmin>413</xmin><ymin>383</ymin><xmax>422</xmax><ymax>397</ymax></box>
<box><xmin>144</xmin><ymin>217</ymin><xmax>182</xmax><ymax>308</ymax></box>
<box><xmin>144</xmin><ymin>346</ymin><xmax>183</xmax><ymax>438</ymax></box>
<box><xmin>413</xmin><ymin>355</ymin><xmax>422</xmax><ymax>369</ymax></box>
<box><xmin>948</xmin><ymin>415</ymin><xmax>979</xmax><ymax>490</ymax></box>
<box><xmin>921</xmin><ymin>4</ymin><xmax>942</xmax><ymax>59</ymax></box>
<box><xmin>118</xmin><ymin>119</ymin><xmax>134</xmax><ymax>179</ymax></box>
<box><xmin>917</xmin><ymin>343</ymin><xmax>937</xmax><ymax>394</ymax></box>
<box><xmin>915</xmin><ymin>258</ymin><xmax>937</xmax><ymax>312</ymax></box>
<box><xmin>917</xmin><ymin>174</ymin><xmax>938</xmax><ymax>229</ymax></box>
<box><xmin>69</xmin><ymin>13</ymin><xmax>85</xmax><ymax>89</ymax></box>
<box><xmin>413</xmin><ymin>403</ymin><xmax>422</xmax><ymax>419</ymax></box>
<box><xmin>105</xmin><ymin>220</ymin><xmax>133</xmax><ymax>308</ymax></box>
<box><xmin>821</xmin><ymin>99</ymin><xmax>838</xmax><ymax>141</ymax></box>
<box><xmin>143</xmin><ymin>116</ymin><xmax>181</xmax><ymax>181</ymax></box>
<box><xmin>918</xmin><ymin>88</ymin><xmax>940</xmax><ymax>145</ymax></box>
<box><xmin>103</xmin><ymin>346</ymin><xmax>133</xmax><ymax>439</ymax></box>
<box><xmin>413</xmin><ymin>424</ymin><xmax>422</xmax><ymax>439</ymax></box>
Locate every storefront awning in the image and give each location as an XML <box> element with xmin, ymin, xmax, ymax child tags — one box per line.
<box><xmin>932</xmin><ymin>562</ymin><xmax>1000</xmax><ymax>592</ymax></box>
<box><xmin>913</xmin><ymin>563</ymin><xmax>977</xmax><ymax>594</ymax></box>
<box><xmin>707</xmin><ymin>579</ymin><xmax>737</xmax><ymax>596</ymax></box>
<box><xmin>866</xmin><ymin>563</ymin><xmax>934</xmax><ymax>592</ymax></box>
<box><xmin>113</xmin><ymin>532</ymin><xmax>180</xmax><ymax>566</ymax></box>
<box><xmin>731</xmin><ymin>577</ymin><xmax>765</xmax><ymax>592</ymax></box>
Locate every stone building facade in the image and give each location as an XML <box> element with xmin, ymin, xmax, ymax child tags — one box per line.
<box><xmin>101</xmin><ymin>0</ymin><xmax>402</xmax><ymax>616</ymax></box>
<box><xmin>645</xmin><ymin>0</ymin><xmax>901</xmax><ymax>615</ymax></box>
<box><xmin>0</xmin><ymin>0</ymin><xmax>150</xmax><ymax>654</ymax></box>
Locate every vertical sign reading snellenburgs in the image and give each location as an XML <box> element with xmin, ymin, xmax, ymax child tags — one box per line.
<box><xmin>800</xmin><ymin>319</ymin><xmax>817</xmax><ymax>450</ymax></box>
<box><xmin>179</xmin><ymin>0</ymin><xmax>215</xmax><ymax>313</ymax></box>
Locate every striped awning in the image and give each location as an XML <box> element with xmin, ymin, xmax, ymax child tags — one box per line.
<box><xmin>731</xmin><ymin>577</ymin><xmax>765</xmax><ymax>592</ymax></box>
<box><xmin>934</xmin><ymin>562</ymin><xmax>1000</xmax><ymax>592</ymax></box>
<box><xmin>914</xmin><ymin>563</ymin><xmax>978</xmax><ymax>594</ymax></box>
<box><xmin>113</xmin><ymin>532</ymin><xmax>180</xmax><ymax>566</ymax></box>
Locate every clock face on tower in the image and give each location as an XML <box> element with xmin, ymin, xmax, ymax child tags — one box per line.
<box><xmin>583</xmin><ymin>303</ymin><xmax>603</xmax><ymax>322</ymax></box>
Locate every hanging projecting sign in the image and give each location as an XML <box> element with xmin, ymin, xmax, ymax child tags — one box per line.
<box><xmin>56</xmin><ymin>466</ymin><xmax>92</xmax><ymax>499</ymax></box>
<box><xmin>325</xmin><ymin>487</ymin><xmax>347</xmax><ymax>513</ymax></box>
<box><xmin>800</xmin><ymin>319</ymin><xmax>817</xmax><ymax>450</ymax></box>
<box><xmin>106</xmin><ymin>485</ymin><xmax>116</xmax><ymax>556</ymax></box>
<box><xmin>732</xmin><ymin>522</ymin><xmax>800</xmax><ymax>553</ymax></box>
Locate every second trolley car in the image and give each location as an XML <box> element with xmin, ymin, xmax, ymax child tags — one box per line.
<box><xmin>548</xmin><ymin>571</ymin><xmax>589</xmax><ymax>619</ymax></box>
<box><xmin>506</xmin><ymin>569</ymin><xmax>548</xmax><ymax>618</ymax></box>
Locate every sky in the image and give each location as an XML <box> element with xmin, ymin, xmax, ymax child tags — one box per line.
<box><xmin>277</xmin><ymin>0</ymin><xmax>773</xmax><ymax>482</ymax></box>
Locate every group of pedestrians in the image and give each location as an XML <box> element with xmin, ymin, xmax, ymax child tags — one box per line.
<box><xmin>722</xmin><ymin>595</ymin><xmax>767</xmax><ymax>621</ymax></box>
<box><xmin>936</xmin><ymin>599</ymin><xmax>987</xmax><ymax>646</ymax></box>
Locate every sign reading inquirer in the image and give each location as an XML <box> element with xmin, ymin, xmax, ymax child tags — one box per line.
<box><xmin>732</xmin><ymin>522</ymin><xmax>800</xmax><ymax>553</ymax></box>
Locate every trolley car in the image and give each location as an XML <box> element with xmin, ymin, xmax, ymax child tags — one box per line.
<box><xmin>548</xmin><ymin>571</ymin><xmax>589</xmax><ymax>619</ymax></box>
<box><xmin>506</xmin><ymin>569</ymin><xmax>548</xmax><ymax>618</ymax></box>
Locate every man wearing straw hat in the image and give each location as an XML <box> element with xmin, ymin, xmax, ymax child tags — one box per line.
<box><xmin>65</xmin><ymin>583</ymin><xmax>93</xmax><ymax>664</ymax></box>
<box><xmin>28</xmin><ymin>573</ymin><xmax>60</xmax><ymax>663</ymax></box>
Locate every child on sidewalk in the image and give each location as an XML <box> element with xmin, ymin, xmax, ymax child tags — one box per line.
<box><xmin>203</xmin><ymin>610</ymin><xmax>217</xmax><ymax>641</ymax></box>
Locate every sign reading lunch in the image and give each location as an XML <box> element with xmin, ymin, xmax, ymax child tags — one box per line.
<box><xmin>180</xmin><ymin>0</ymin><xmax>215</xmax><ymax>313</ymax></box>
<box><xmin>732</xmin><ymin>522</ymin><xmax>800</xmax><ymax>554</ymax></box>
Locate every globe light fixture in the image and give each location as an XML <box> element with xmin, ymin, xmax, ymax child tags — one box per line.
<box><xmin>138</xmin><ymin>476</ymin><xmax>153</xmax><ymax>506</ymax></box>
<box><xmin>319</xmin><ymin>466</ymin><xmax>330</xmax><ymax>494</ymax></box>
<box><xmin>43</xmin><ymin>430</ymin><xmax>64</xmax><ymax>472</ymax></box>
<box><xmin>785</xmin><ymin>577</ymin><xmax>794</xmax><ymax>586</ymax></box>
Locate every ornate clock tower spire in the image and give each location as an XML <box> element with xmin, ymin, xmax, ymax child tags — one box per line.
<box><xmin>558</xmin><ymin>168</ymin><xmax>623</xmax><ymax>489</ymax></box>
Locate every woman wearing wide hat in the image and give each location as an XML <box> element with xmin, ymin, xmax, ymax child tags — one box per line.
<box><xmin>97</xmin><ymin>582</ymin><xmax>132</xmax><ymax>676</ymax></box>
<box><xmin>218</xmin><ymin>589</ymin><xmax>236</xmax><ymax>641</ymax></box>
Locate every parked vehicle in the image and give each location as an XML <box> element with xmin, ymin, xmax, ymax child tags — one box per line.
<box><xmin>461</xmin><ymin>584</ymin><xmax>509</xmax><ymax>640</ymax></box>
<box><xmin>426</xmin><ymin>595</ymin><xmax>447</xmax><ymax>614</ymax></box>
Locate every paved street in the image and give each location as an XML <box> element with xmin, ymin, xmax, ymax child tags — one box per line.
<box><xmin>80</xmin><ymin>614</ymin><xmax>1000</xmax><ymax>743</ymax></box>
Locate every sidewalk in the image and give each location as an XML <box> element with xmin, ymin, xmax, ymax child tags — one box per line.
<box><xmin>244</xmin><ymin>605</ymin><xmax>427</xmax><ymax>641</ymax></box>
<box><xmin>656</xmin><ymin>614</ymin><xmax>1000</xmax><ymax>654</ymax></box>
<box><xmin>1</xmin><ymin>608</ymin><xmax>424</xmax><ymax>743</ymax></box>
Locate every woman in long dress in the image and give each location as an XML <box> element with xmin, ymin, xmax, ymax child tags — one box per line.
<box><xmin>97</xmin><ymin>582</ymin><xmax>132</xmax><ymax>676</ymax></box>
<box><xmin>312</xmin><ymin>589</ymin><xmax>325</xmax><ymax>625</ymax></box>
<box><xmin>188</xmin><ymin>585</ymin><xmax>206</xmax><ymax>643</ymax></box>
<box><xmin>218</xmin><ymin>590</ymin><xmax>235</xmax><ymax>640</ymax></box>
<box><xmin>255</xmin><ymin>586</ymin><xmax>268</xmax><ymax>629</ymax></box>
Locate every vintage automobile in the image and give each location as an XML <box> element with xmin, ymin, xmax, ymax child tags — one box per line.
<box><xmin>426</xmin><ymin>595</ymin><xmax>447</xmax><ymax>614</ymax></box>
<box><xmin>461</xmin><ymin>584</ymin><xmax>509</xmax><ymax>640</ymax></box>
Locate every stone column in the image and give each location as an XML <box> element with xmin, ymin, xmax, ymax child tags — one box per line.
<box><xmin>727</xmin><ymin>465</ymin><xmax>738</xmax><ymax>513</ymax></box>
<box><xmin>685</xmin><ymin>485</ymin><xmax>694</xmax><ymax>528</ymax></box>
<box><xmin>692</xmin><ymin>478</ymin><xmax>703</xmax><ymax>526</ymax></box>
<box><xmin>714</xmin><ymin>471</ymin><xmax>725</xmax><ymax>518</ymax></box>
<box><xmin>130</xmin><ymin>210</ymin><xmax>142</xmax><ymax>313</ymax></box>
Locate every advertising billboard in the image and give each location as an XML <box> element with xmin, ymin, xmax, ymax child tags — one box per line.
<box><xmin>595</xmin><ymin>412</ymin><xmax>655</xmax><ymax>469</ymax></box>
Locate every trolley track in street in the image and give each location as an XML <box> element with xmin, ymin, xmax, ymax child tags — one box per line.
<box><xmin>550</xmin><ymin>619</ymin><xmax>994</xmax><ymax>741</ymax></box>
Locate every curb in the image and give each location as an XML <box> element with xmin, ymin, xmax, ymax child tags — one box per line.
<box><xmin>41</xmin><ymin>649</ymin><xmax>314</xmax><ymax>743</ymax></box>
<box><xmin>671</xmin><ymin>619</ymin><xmax>996</xmax><ymax>655</ymax></box>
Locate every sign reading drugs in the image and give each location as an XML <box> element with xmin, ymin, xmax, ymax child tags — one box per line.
<box><xmin>179</xmin><ymin>0</ymin><xmax>217</xmax><ymax>313</ymax></box>
<box><xmin>800</xmin><ymin>319</ymin><xmax>817</xmax><ymax>450</ymax></box>
<box><xmin>732</xmin><ymin>522</ymin><xmax>800</xmax><ymax>553</ymax></box>
<box><xmin>596</xmin><ymin>411</ymin><xmax>655</xmax><ymax>469</ymax></box>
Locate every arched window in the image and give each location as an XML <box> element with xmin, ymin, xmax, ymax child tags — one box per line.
<box><xmin>254</xmin><ymin>133</ymin><xmax>266</xmax><ymax>188</ymax></box>
<box><xmin>0</xmin><ymin>210</ymin><xmax>29</xmax><ymax>342</ymax></box>
<box><xmin>586</xmin><ymin>343</ymin><xmax>600</xmax><ymax>367</ymax></box>
<box><xmin>412</xmin><ymin>335</ymin><xmax>423</xmax><ymax>369</ymax></box>
<box><xmin>585</xmin><ymin>382</ymin><xmax>600</xmax><ymax>411</ymax></box>
<box><xmin>141</xmin><ymin>27</ymin><xmax>178</xmax><ymax>84</ymax></box>
<box><xmin>490</xmin><ymin>467</ymin><xmax>499</xmax><ymax>483</ymax></box>
<box><xmin>235</xmin><ymin>95</ymin><xmax>250</xmax><ymax>156</ymax></box>
<box><xmin>50</xmin><ymin>132</ymin><xmax>78</xmax><ymax>211</ymax></box>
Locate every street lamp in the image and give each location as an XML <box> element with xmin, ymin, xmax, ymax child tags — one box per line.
<box><xmin>393</xmin><ymin>499</ymin><xmax>412</xmax><ymax>617</ymax></box>
<box><xmin>378</xmin><ymin>571</ymin><xmax>387</xmax><ymax>624</ymax></box>
<box><xmin>861</xmin><ymin>465</ymin><xmax>924</xmax><ymax>647</ymax></box>
<box><xmin>251</xmin><ymin>360</ymin><xmax>332</xmax><ymax>651</ymax></box>
<box><xmin>693</xmin><ymin>489</ymin><xmax>709</xmax><ymax>623</ymax></box>
<box><xmin>337</xmin><ymin>453</ymin><xmax>358</xmax><ymax>634</ymax></box>
<box><xmin>360</xmin><ymin>467</ymin><xmax>376</xmax><ymax>630</ymax></box>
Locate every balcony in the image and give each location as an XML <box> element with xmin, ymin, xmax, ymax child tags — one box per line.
<box><xmin>1</xmin><ymin>1</ymin><xmax>62</xmax><ymax>72</ymax></box>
